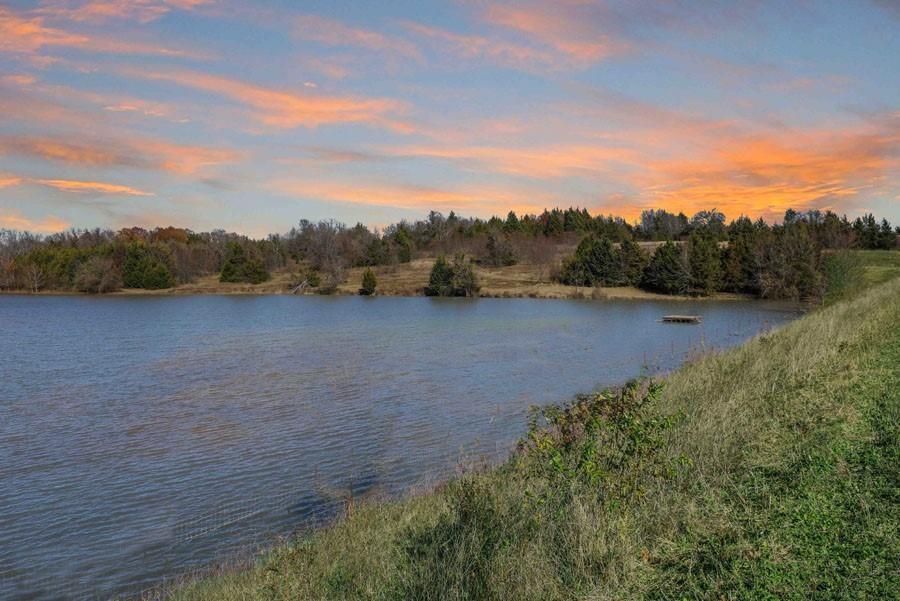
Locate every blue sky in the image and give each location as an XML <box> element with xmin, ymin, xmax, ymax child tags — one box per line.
<box><xmin>0</xmin><ymin>0</ymin><xmax>897</xmax><ymax>235</ymax></box>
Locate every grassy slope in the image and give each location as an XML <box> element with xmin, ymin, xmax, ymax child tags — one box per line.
<box><xmin>173</xmin><ymin>255</ymin><xmax>899</xmax><ymax>601</ymax></box>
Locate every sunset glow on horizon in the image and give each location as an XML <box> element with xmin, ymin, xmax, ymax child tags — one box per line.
<box><xmin>0</xmin><ymin>0</ymin><xmax>897</xmax><ymax>235</ymax></box>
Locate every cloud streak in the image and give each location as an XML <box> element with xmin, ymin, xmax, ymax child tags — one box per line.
<box><xmin>0</xmin><ymin>135</ymin><xmax>241</xmax><ymax>175</ymax></box>
<box><xmin>35</xmin><ymin>178</ymin><xmax>153</xmax><ymax>196</ymax></box>
<box><xmin>35</xmin><ymin>0</ymin><xmax>213</xmax><ymax>24</ymax></box>
<box><xmin>0</xmin><ymin>5</ymin><xmax>197</xmax><ymax>56</ymax></box>
<box><xmin>294</xmin><ymin>14</ymin><xmax>421</xmax><ymax>61</ymax></box>
<box><xmin>270</xmin><ymin>178</ymin><xmax>552</xmax><ymax>214</ymax></box>
<box><xmin>480</xmin><ymin>2</ymin><xmax>621</xmax><ymax>65</ymax></box>
<box><xmin>127</xmin><ymin>68</ymin><xmax>406</xmax><ymax>129</ymax></box>
<box><xmin>0</xmin><ymin>209</ymin><xmax>70</xmax><ymax>233</ymax></box>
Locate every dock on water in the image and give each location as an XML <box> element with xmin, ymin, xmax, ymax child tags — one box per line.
<box><xmin>662</xmin><ymin>315</ymin><xmax>702</xmax><ymax>324</ymax></box>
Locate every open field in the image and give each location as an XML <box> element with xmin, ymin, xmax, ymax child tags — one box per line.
<box><xmin>169</xmin><ymin>254</ymin><xmax>900</xmax><ymax>599</ymax></box>
<box><xmin>100</xmin><ymin>245</ymin><xmax>749</xmax><ymax>301</ymax></box>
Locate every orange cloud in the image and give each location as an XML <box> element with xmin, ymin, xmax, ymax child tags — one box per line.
<box><xmin>402</xmin><ymin>21</ymin><xmax>559</xmax><ymax>70</ymax></box>
<box><xmin>385</xmin><ymin>143</ymin><xmax>638</xmax><ymax>178</ymax></box>
<box><xmin>0</xmin><ymin>174</ymin><xmax>24</xmax><ymax>188</ymax></box>
<box><xmin>631</xmin><ymin>128</ymin><xmax>899</xmax><ymax>220</ymax></box>
<box><xmin>270</xmin><ymin>179</ymin><xmax>552</xmax><ymax>214</ymax></box>
<box><xmin>36</xmin><ymin>178</ymin><xmax>153</xmax><ymax>196</ymax></box>
<box><xmin>295</xmin><ymin>14</ymin><xmax>421</xmax><ymax>61</ymax></box>
<box><xmin>0</xmin><ymin>135</ymin><xmax>241</xmax><ymax>175</ymax></box>
<box><xmin>0</xmin><ymin>5</ymin><xmax>198</xmax><ymax>56</ymax></box>
<box><xmin>481</xmin><ymin>3</ymin><xmax>620</xmax><ymax>65</ymax></box>
<box><xmin>0</xmin><ymin>210</ymin><xmax>70</xmax><ymax>233</ymax></box>
<box><xmin>129</xmin><ymin>68</ymin><xmax>405</xmax><ymax>129</ymax></box>
<box><xmin>35</xmin><ymin>0</ymin><xmax>212</xmax><ymax>24</ymax></box>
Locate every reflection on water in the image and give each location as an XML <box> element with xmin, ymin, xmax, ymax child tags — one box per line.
<box><xmin>0</xmin><ymin>295</ymin><xmax>799</xmax><ymax>599</ymax></box>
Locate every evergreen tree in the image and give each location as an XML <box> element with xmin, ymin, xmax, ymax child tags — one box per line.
<box><xmin>219</xmin><ymin>241</ymin><xmax>270</xmax><ymax>284</ymax></box>
<box><xmin>543</xmin><ymin>210</ymin><xmax>564</xmax><ymax>237</ymax></box>
<box><xmin>640</xmin><ymin>242</ymin><xmax>690</xmax><ymax>295</ymax></box>
<box><xmin>450</xmin><ymin>253</ymin><xmax>479</xmax><ymax>297</ymax></box>
<box><xmin>757</xmin><ymin>224</ymin><xmax>823</xmax><ymax>300</ymax></box>
<box><xmin>122</xmin><ymin>242</ymin><xmax>174</xmax><ymax>289</ymax></box>
<box><xmin>561</xmin><ymin>235</ymin><xmax>623</xmax><ymax>286</ymax></box>
<box><xmin>392</xmin><ymin>227</ymin><xmax>413</xmax><ymax>263</ymax></box>
<box><xmin>425</xmin><ymin>255</ymin><xmax>453</xmax><ymax>296</ymax></box>
<box><xmin>485</xmin><ymin>232</ymin><xmax>517</xmax><ymax>266</ymax></box>
<box><xmin>618</xmin><ymin>238</ymin><xmax>647</xmax><ymax>286</ymax></box>
<box><xmin>359</xmin><ymin>267</ymin><xmax>377</xmax><ymax>295</ymax></box>
<box><xmin>504</xmin><ymin>211</ymin><xmax>520</xmax><ymax>233</ymax></box>
<box><xmin>722</xmin><ymin>233</ymin><xmax>759</xmax><ymax>294</ymax></box>
<box><xmin>687</xmin><ymin>230</ymin><xmax>722</xmax><ymax>295</ymax></box>
<box><xmin>425</xmin><ymin>254</ymin><xmax>479</xmax><ymax>297</ymax></box>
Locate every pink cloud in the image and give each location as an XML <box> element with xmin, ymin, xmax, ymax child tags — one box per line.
<box><xmin>129</xmin><ymin>67</ymin><xmax>406</xmax><ymax>129</ymax></box>
<box><xmin>0</xmin><ymin>5</ymin><xmax>199</xmax><ymax>56</ymax></box>
<box><xmin>0</xmin><ymin>209</ymin><xmax>70</xmax><ymax>233</ymax></box>
<box><xmin>481</xmin><ymin>3</ymin><xmax>621</xmax><ymax>65</ymax></box>
<box><xmin>295</xmin><ymin>14</ymin><xmax>421</xmax><ymax>61</ymax></box>
<box><xmin>35</xmin><ymin>178</ymin><xmax>153</xmax><ymax>196</ymax></box>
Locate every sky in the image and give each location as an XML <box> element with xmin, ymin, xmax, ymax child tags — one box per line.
<box><xmin>0</xmin><ymin>0</ymin><xmax>898</xmax><ymax>236</ymax></box>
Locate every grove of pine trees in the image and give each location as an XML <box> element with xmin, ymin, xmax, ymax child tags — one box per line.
<box><xmin>0</xmin><ymin>207</ymin><xmax>895</xmax><ymax>298</ymax></box>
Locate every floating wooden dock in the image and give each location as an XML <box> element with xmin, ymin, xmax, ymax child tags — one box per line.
<box><xmin>662</xmin><ymin>315</ymin><xmax>702</xmax><ymax>323</ymax></box>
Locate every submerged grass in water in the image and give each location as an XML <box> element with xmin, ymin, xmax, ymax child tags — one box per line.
<box><xmin>173</xmin><ymin>263</ymin><xmax>900</xmax><ymax>600</ymax></box>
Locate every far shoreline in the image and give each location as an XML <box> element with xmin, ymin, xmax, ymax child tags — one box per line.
<box><xmin>0</xmin><ymin>285</ymin><xmax>762</xmax><ymax>303</ymax></box>
<box><xmin>1</xmin><ymin>257</ymin><xmax>775</xmax><ymax>302</ymax></box>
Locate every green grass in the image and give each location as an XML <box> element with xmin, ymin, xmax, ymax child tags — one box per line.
<box><xmin>824</xmin><ymin>250</ymin><xmax>900</xmax><ymax>304</ymax></box>
<box><xmin>172</xmin><ymin>252</ymin><xmax>900</xmax><ymax>601</ymax></box>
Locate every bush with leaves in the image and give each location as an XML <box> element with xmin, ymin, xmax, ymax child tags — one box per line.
<box><xmin>359</xmin><ymin>267</ymin><xmax>377</xmax><ymax>295</ymax></box>
<box><xmin>522</xmin><ymin>381</ymin><xmax>677</xmax><ymax>497</ymax></box>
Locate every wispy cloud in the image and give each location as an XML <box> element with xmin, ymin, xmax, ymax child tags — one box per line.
<box><xmin>0</xmin><ymin>5</ymin><xmax>197</xmax><ymax>56</ymax></box>
<box><xmin>0</xmin><ymin>209</ymin><xmax>70</xmax><ymax>233</ymax></box>
<box><xmin>384</xmin><ymin>143</ymin><xmax>638</xmax><ymax>178</ymax></box>
<box><xmin>269</xmin><ymin>178</ymin><xmax>551</xmax><ymax>214</ymax></box>
<box><xmin>0</xmin><ymin>174</ymin><xmax>25</xmax><ymax>188</ymax></box>
<box><xmin>294</xmin><ymin>14</ymin><xmax>421</xmax><ymax>61</ymax></box>
<box><xmin>0</xmin><ymin>135</ymin><xmax>241</xmax><ymax>175</ymax></box>
<box><xmin>480</xmin><ymin>3</ymin><xmax>621</xmax><ymax>65</ymax></box>
<box><xmin>35</xmin><ymin>0</ymin><xmax>213</xmax><ymax>24</ymax></box>
<box><xmin>36</xmin><ymin>178</ymin><xmax>153</xmax><ymax>196</ymax></box>
<box><xmin>127</xmin><ymin>68</ymin><xmax>406</xmax><ymax>129</ymax></box>
<box><xmin>402</xmin><ymin>21</ymin><xmax>559</xmax><ymax>70</ymax></box>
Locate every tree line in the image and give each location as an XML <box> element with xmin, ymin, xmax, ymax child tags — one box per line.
<box><xmin>0</xmin><ymin>207</ymin><xmax>895</xmax><ymax>299</ymax></box>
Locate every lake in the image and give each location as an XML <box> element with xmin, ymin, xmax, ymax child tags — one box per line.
<box><xmin>0</xmin><ymin>295</ymin><xmax>799</xmax><ymax>599</ymax></box>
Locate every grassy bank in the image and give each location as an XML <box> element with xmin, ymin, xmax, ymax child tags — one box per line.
<box><xmin>171</xmin><ymin>260</ymin><xmax>899</xmax><ymax>600</ymax></box>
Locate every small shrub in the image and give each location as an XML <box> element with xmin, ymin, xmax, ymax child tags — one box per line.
<box><xmin>359</xmin><ymin>268</ymin><xmax>377</xmax><ymax>295</ymax></box>
<box><xmin>425</xmin><ymin>254</ymin><xmax>479</xmax><ymax>297</ymax></box>
<box><xmin>306</xmin><ymin>269</ymin><xmax>321</xmax><ymax>287</ymax></box>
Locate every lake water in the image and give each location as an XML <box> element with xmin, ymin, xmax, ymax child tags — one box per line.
<box><xmin>0</xmin><ymin>295</ymin><xmax>799</xmax><ymax>599</ymax></box>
